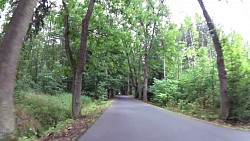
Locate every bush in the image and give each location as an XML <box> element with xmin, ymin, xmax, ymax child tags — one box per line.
<box><xmin>81</xmin><ymin>95</ymin><xmax>93</xmax><ymax>105</ymax></box>
<box><xmin>83</xmin><ymin>82</ymin><xmax>107</xmax><ymax>100</ymax></box>
<box><xmin>15</xmin><ymin>73</ymin><xmax>35</xmax><ymax>92</ymax></box>
<box><xmin>35</xmin><ymin>65</ymin><xmax>65</xmax><ymax>94</ymax></box>
<box><xmin>149</xmin><ymin>78</ymin><xmax>179</xmax><ymax>106</ymax></box>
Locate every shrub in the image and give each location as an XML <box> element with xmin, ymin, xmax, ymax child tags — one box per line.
<box><xmin>82</xmin><ymin>82</ymin><xmax>107</xmax><ymax>100</ymax></box>
<box><xmin>149</xmin><ymin>78</ymin><xmax>179</xmax><ymax>106</ymax></box>
<box><xmin>16</xmin><ymin>92</ymin><xmax>71</xmax><ymax>130</ymax></box>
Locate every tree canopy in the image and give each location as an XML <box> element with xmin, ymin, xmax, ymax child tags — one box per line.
<box><xmin>1</xmin><ymin>0</ymin><xmax>250</xmax><ymax>140</ymax></box>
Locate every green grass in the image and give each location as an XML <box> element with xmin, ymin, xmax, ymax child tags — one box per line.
<box><xmin>14</xmin><ymin>90</ymin><xmax>96</xmax><ymax>139</ymax></box>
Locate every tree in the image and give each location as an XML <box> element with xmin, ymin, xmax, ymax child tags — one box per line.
<box><xmin>62</xmin><ymin>0</ymin><xmax>75</xmax><ymax>91</ymax></box>
<box><xmin>0</xmin><ymin>0</ymin><xmax>38</xmax><ymax>140</ymax></box>
<box><xmin>72</xmin><ymin>0</ymin><xmax>95</xmax><ymax>119</ymax></box>
<box><xmin>198</xmin><ymin>0</ymin><xmax>229</xmax><ymax>120</ymax></box>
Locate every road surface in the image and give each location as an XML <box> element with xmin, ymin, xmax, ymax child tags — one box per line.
<box><xmin>79</xmin><ymin>95</ymin><xmax>250</xmax><ymax>141</ymax></box>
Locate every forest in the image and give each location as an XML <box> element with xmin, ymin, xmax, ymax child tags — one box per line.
<box><xmin>0</xmin><ymin>0</ymin><xmax>250</xmax><ymax>140</ymax></box>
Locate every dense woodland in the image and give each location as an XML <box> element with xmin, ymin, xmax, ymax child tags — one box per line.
<box><xmin>0</xmin><ymin>0</ymin><xmax>250</xmax><ymax>140</ymax></box>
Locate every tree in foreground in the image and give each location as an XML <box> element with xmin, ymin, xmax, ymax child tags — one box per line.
<box><xmin>72</xmin><ymin>0</ymin><xmax>95</xmax><ymax>119</ymax></box>
<box><xmin>0</xmin><ymin>0</ymin><xmax>38</xmax><ymax>140</ymax></box>
<box><xmin>198</xmin><ymin>0</ymin><xmax>229</xmax><ymax>120</ymax></box>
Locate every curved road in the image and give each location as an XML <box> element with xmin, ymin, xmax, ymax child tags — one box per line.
<box><xmin>79</xmin><ymin>95</ymin><xmax>250</xmax><ymax>141</ymax></box>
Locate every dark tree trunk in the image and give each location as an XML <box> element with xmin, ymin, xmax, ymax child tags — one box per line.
<box><xmin>111</xmin><ymin>89</ymin><xmax>114</xmax><ymax>98</ymax></box>
<box><xmin>63</xmin><ymin>1</ymin><xmax>75</xmax><ymax>70</ymax></box>
<box><xmin>62</xmin><ymin>0</ymin><xmax>76</xmax><ymax>93</ymax></box>
<box><xmin>72</xmin><ymin>0</ymin><xmax>95</xmax><ymax>119</ymax></box>
<box><xmin>0</xmin><ymin>0</ymin><xmax>37</xmax><ymax>140</ymax></box>
<box><xmin>198</xmin><ymin>0</ymin><xmax>229</xmax><ymax>120</ymax></box>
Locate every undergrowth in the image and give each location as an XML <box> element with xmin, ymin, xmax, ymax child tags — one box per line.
<box><xmin>14</xmin><ymin>90</ymin><xmax>101</xmax><ymax>140</ymax></box>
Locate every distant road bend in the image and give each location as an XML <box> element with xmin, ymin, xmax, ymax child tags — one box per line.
<box><xmin>79</xmin><ymin>95</ymin><xmax>250</xmax><ymax>141</ymax></box>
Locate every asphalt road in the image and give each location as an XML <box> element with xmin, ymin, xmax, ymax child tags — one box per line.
<box><xmin>79</xmin><ymin>95</ymin><xmax>250</xmax><ymax>141</ymax></box>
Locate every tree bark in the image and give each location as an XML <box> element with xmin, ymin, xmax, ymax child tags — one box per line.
<box><xmin>0</xmin><ymin>0</ymin><xmax>37</xmax><ymax>140</ymax></box>
<box><xmin>142</xmin><ymin>23</ymin><xmax>156</xmax><ymax>102</ymax></box>
<box><xmin>138</xmin><ymin>55</ymin><xmax>142</xmax><ymax>100</ymax></box>
<box><xmin>143</xmin><ymin>55</ymin><xmax>148</xmax><ymax>102</ymax></box>
<box><xmin>127</xmin><ymin>74</ymin><xmax>130</xmax><ymax>95</ymax></box>
<box><xmin>72</xmin><ymin>0</ymin><xmax>95</xmax><ymax>119</ymax></box>
<box><xmin>198</xmin><ymin>0</ymin><xmax>229</xmax><ymax>120</ymax></box>
<box><xmin>62</xmin><ymin>0</ymin><xmax>76</xmax><ymax>93</ymax></box>
<box><xmin>63</xmin><ymin>0</ymin><xmax>75</xmax><ymax>70</ymax></box>
<box><xmin>126</xmin><ymin>52</ymin><xmax>136</xmax><ymax>96</ymax></box>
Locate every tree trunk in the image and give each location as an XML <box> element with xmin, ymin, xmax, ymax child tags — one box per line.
<box><xmin>141</xmin><ymin>13</ymin><xmax>157</xmax><ymax>102</ymax></box>
<box><xmin>138</xmin><ymin>55</ymin><xmax>142</xmax><ymax>100</ymax></box>
<box><xmin>163</xmin><ymin>55</ymin><xmax>166</xmax><ymax>79</ymax></box>
<box><xmin>127</xmin><ymin>74</ymin><xmax>130</xmax><ymax>95</ymax></box>
<box><xmin>105</xmin><ymin>67</ymin><xmax>109</xmax><ymax>99</ymax></box>
<box><xmin>63</xmin><ymin>0</ymin><xmax>75</xmax><ymax>70</ymax></box>
<box><xmin>198</xmin><ymin>0</ymin><xmax>229</xmax><ymax>120</ymax></box>
<box><xmin>126</xmin><ymin>52</ymin><xmax>136</xmax><ymax>96</ymax></box>
<box><xmin>0</xmin><ymin>0</ymin><xmax>37</xmax><ymax>140</ymax></box>
<box><xmin>143</xmin><ymin>53</ymin><xmax>148</xmax><ymax>102</ymax></box>
<box><xmin>72</xmin><ymin>0</ymin><xmax>95</xmax><ymax>119</ymax></box>
<box><xmin>62</xmin><ymin>0</ymin><xmax>76</xmax><ymax>93</ymax></box>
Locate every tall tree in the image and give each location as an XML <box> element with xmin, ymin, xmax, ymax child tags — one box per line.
<box><xmin>62</xmin><ymin>0</ymin><xmax>75</xmax><ymax>71</ymax></box>
<box><xmin>198</xmin><ymin>0</ymin><xmax>229</xmax><ymax>119</ymax></box>
<box><xmin>72</xmin><ymin>0</ymin><xmax>95</xmax><ymax>119</ymax></box>
<box><xmin>141</xmin><ymin>0</ymin><xmax>166</xmax><ymax>102</ymax></box>
<box><xmin>0</xmin><ymin>0</ymin><xmax>38</xmax><ymax>140</ymax></box>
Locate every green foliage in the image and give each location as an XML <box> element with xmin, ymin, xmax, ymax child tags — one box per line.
<box><xmin>16</xmin><ymin>91</ymin><xmax>72</xmax><ymax>131</ymax></box>
<box><xmin>15</xmin><ymin>91</ymin><xmax>93</xmax><ymax>137</ymax></box>
<box><xmin>36</xmin><ymin>65</ymin><xmax>65</xmax><ymax>94</ymax></box>
<box><xmin>149</xmin><ymin>78</ymin><xmax>179</xmax><ymax>106</ymax></box>
<box><xmin>222</xmin><ymin>33</ymin><xmax>250</xmax><ymax>122</ymax></box>
<box><xmin>83</xmin><ymin>82</ymin><xmax>107</xmax><ymax>101</ymax></box>
<box><xmin>149</xmin><ymin>16</ymin><xmax>222</xmax><ymax>120</ymax></box>
<box><xmin>3</xmin><ymin>0</ymin><xmax>249</xmax><ymax>132</ymax></box>
<box><xmin>96</xmin><ymin>82</ymin><xmax>107</xmax><ymax>101</ymax></box>
<box><xmin>15</xmin><ymin>73</ymin><xmax>34</xmax><ymax>92</ymax></box>
<box><xmin>148</xmin><ymin>15</ymin><xmax>250</xmax><ymax>122</ymax></box>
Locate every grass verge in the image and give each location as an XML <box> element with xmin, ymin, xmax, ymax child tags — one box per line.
<box><xmin>35</xmin><ymin>100</ymin><xmax>112</xmax><ymax>141</ymax></box>
<box><xmin>148</xmin><ymin>101</ymin><xmax>250</xmax><ymax>131</ymax></box>
<box><xmin>15</xmin><ymin>90</ymin><xmax>112</xmax><ymax>141</ymax></box>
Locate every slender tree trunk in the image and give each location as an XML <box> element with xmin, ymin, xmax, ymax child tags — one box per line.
<box><xmin>198</xmin><ymin>0</ymin><xmax>229</xmax><ymax>120</ymax></box>
<box><xmin>163</xmin><ymin>54</ymin><xmax>166</xmax><ymax>79</ymax></box>
<box><xmin>63</xmin><ymin>1</ymin><xmax>75</xmax><ymax>70</ymax></box>
<box><xmin>138</xmin><ymin>55</ymin><xmax>142</xmax><ymax>100</ymax></box>
<box><xmin>62</xmin><ymin>1</ymin><xmax>76</xmax><ymax>93</ymax></box>
<box><xmin>0</xmin><ymin>0</ymin><xmax>37</xmax><ymax>140</ymax></box>
<box><xmin>126</xmin><ymin>52</ymin><xmax>136</xmax><ymax>96</ymax></box>
<box><xmin>72</xmin><ymin>0</ymin><xmax>95</xmax><ymax>119</ymax></box>
<box><xmin>133</xmin><ymin>68</ymin><xmax>138</xmax><ymax>97</ymax></box>
<box><xmin>143</xmin><ymin>53</ymin><xmax>148</xmax><ymax>102</ymax></box>
<box><xmin>127</xmin><ymin>74</ymin><xmax>130</xmax><ymax>95</ymax></box>
<box><xmin>34</xmin><ymin>45</ymin><xmax>40</xmax><ymax>83</ymax></box>
<box><xmin>132</xmin><ymin>50</ymin><xmax>138</xmax><ymax>97</ymax></box>
<box><xmin>105</xmin><ymin>67</ymin><xmax>109</xmax><ymax>99</ymax></box>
